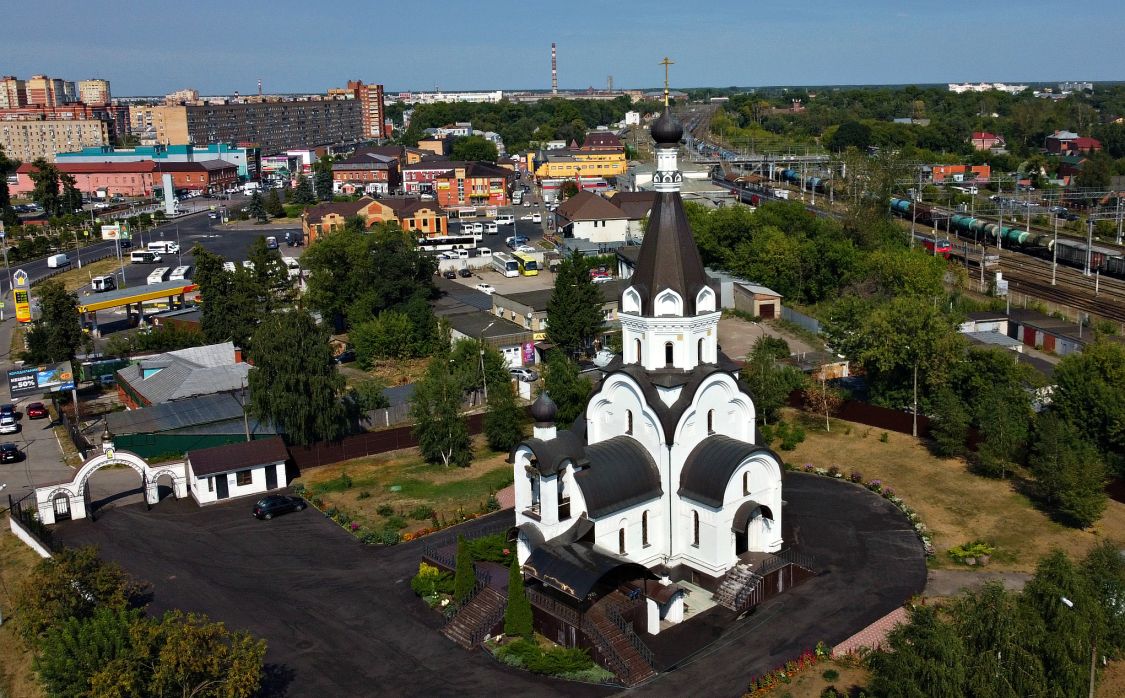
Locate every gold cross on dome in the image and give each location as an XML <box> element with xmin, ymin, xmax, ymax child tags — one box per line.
<box><xmin>660</xmin><ymin>57</ymin><xmax>674</xmax><ymax>106</ymax></box>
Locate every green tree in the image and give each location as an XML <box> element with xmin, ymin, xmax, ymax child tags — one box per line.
<box><xmin>264</xmin><ymin>188</ymin><xmax>284</xmax><ymax>217</ymax></box>
<box><xmin>246</xmin><ymin>236</ymin><xmax>292</xmax><ymax>308</ymax></box>
<box><xmin>1075</xmin><ymin>151</ymin><xmax>1113</xmax><ymax>191</ymax></box>
<box><xmin>450</xmin><ymin>338</ymin><xmax>509</xmax><ymax>402</ymax></box>
<box><xmin>453</xmin><ymin>536</ymin><xmax>475</xmax><ymax>603</ymax></box>
<box><xmin>14</xmin><ymin>547</ymin><xmax>144</xmax><ymax>645</ymax></box>
<box><xmin>247</xmin><ymin>190</ymin><xmax>266</xmax><ymax>223</ymax></box>
<box><xmin>504</xmin><ymin>556</ymin><xmax>533</xmax><ymax>638</ymax></box>
<box><xmin>542</xmin><ymin>351</ymin><xmax>590</xmax><ymax>426</ymax></box>
<box><xmin>1082</xmin><ymin>541</ymin><xmax>1125</xmax><ymax>654</ymax></box>
<box><xmin>484</xmin><ymin>379</ymin><xmax>524</xmax><ymax>452</ymax></box>
<box><xmin>0</xmin><ymin>145</ymin><xmax>20</xmax><ymax>227</ymax></box>
<box><xmin>59</xmin><ymin>172</ymin><xmax>83</xmax><ymax>214</ymax></box>
<box><xmin>34</xmin><ymin>607</ymin><xmax>143</xmax><ymax>698</ymax></box>
<box><xmin>291</xmin><ymin>175</ymin><xmax>316</xmax><ymax>205</ymax></box>
<box><xmin>1052</xmin><ymin>340</ymin><xmax>1125</xmax><ymax>476</ymax></box>
<box><xmin>867</xmin><ymin>247</ymin><xmax>948</xmax><ymax>299</ymax></box>
<box><xmin>192</xmin><ymin>246</ymin><xmax>264</xmax><ymax>347</ymax></box>
<box><xmin>546</xmin><ymin>253</ymin><xmax>604</xmax><ymax>357</ymax></box>
<box><xmin>22</xmin><ymin>280</ymin><xmax>87</xmax><ymax>364</ymax></box>
<box><xmin>248</xmin><ymin>309</ymin><xmax>347</xmax><ymax>446</ymax></box>
<box><xmin>868</xmin><ymin>605</ymin><xmax>967</xmax><ymax>698</ymax></box>
<box><xmin>352</xmin><ymin>311</ymin><xmax>415</xmax><ymax>366</ymax></box>
<box><xmin>1029</xmin><ymin>412</ymin><xmax>1108</xmax><ymax>527</ymax></box>
<box><xmin>451</xmin><ymin>135</ymin><xmax>499</xmax><ymax>162</ymax></box>
<box><xmin>313</xmin><ymin>155</ymin><xmax>334</xmax><ymax>200</ymax></box>
<box><xmin>827</xmin><ymin>120</ymin><xmax>873</xmax><ymax>151</ymax></box>
<box><xmin>28</xmin><ymin>158</ymin><xmax>62</xmax><ymax>217</ymax></box>
<box><xmin>949</xmin><ymin>582</ymin><xmax>1046</xmax><ymax>698</ymax></box>
<box><xmin>928</xmin><ymin>386</ymin><xmax>969</xmax><ymax>457</ymax></box>
<box><xmin>411</xmin><ymin>347</ymin><xmax>472</xmax><ymax>467</ymax></box>
<box><xmin>559</xmin><ymin>180</ymin><xmax>580</xmax><ymax>201</ymax></box>
<box><xmin>741</xmin><ymin>336</ymin><xmax>802</xmax><ymax>425</ymax></box>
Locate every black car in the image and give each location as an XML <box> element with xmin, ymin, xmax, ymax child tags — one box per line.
<box><xmin>458</xmin><ymin>268</ymin><xmax>473</xmax><ymax>278</ymax></box>
<box><xmin>118</xmin><ymin>239</ymin><xmax>133</xmax><ymax>249</ymax></box>
<box><xmin>334</xmin><ymin>349</ymin><xmax>356</xmax><ymax>364</ymax></box>
<box><xmin>0</xmin><ymin>404</ymin><xmax>14</xmax><ymax>419</ymax></box>
<box><xmin>442</xmin><ymin>269</ymin><xmax>457</xmax><ymax>279</ymax></box>
<box><xmin>253</xmin><ymin>495</ymin><xmax>306</xmax><ymax>520</ymax></box>
<box><xmin>0</xmin><ymin>442</ymin><xmax>21</xmax><ymax>463</ymax></box>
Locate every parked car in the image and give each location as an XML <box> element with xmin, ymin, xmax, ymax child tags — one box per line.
<box><xmin>0</xmin><ymin>416</ymin><xmax>18</xmax><ymax>435</ymax></box>
<box><xmin>523</xmin><ymin>200</ymin><xmax>532</xmax><ymax>207</ymax></box>
<box><xmin>458</xmin><ymin>267</ymin><xmax>473</xmax><ymax>278</ymax></box>
<box><xmin>509</xmin><ymin>367</ymin><xmax>539</xmax><ymax>382</ymax></box>
<box><xmin>443</xmin><ymin>269</ymin><xmax>457</xmax><ymax>279</ymax></box>
<box><xmin>0</xmin><ymin>442</ymin><xmax>21</xmax><ymax>463</ymax></box>
<box><xmin>334</xmin><ymin>350</ymin><xmax>356</xmax><ymax>364</ymax></box>
<box><xmin>520</xmin><ymin>214</ymin><xmax>534</xmax><ymax>221</ymax></box>
<box><xmin>25</xmin><ymin>402</ymin><xmax>48</xmax><ymax>420</ymax></box>
<box><xmin>252</xmin><ymin>495</ymin><xmax>307</xmax><ymax>520</ymax></box>
<box><xmin>474</xmin><ymin>283</ymin><xmax>496</xmax><ymax>295</ymax></box>
<box><xmin>0</xmin><ymin>404</ymin><xmax>14</xmax><ymax>419</ymax></box>
<box><xmin>98</xmin><ymin>374</ymin><xmax>116</xmax><ymax>387</ymax></box>
<box><xmin>515</xmin><ymin>244</ymin><xmax>537</xmax><ymax>254</ymax></box>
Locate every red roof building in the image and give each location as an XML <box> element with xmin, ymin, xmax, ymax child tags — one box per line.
<box><xmin>970</xmin><ymin>132</ymin><xmax>1005</xmax><ymax>151</ymax></box>
<box><xmin>12</xmin><ymin>160</ymin><xmax>157</xmax><ymax>197</ymax></box>
<box><xmin>155</xmin><ymin>160</ymin><xmax>239</xmax><ymax>194</ymax></box>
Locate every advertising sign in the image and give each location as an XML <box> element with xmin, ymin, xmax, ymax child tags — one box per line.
<box><xmin>7</xmin><ymin>362</ymin><xmax>75</xmax><ymax>397</ymax></box>
<box><xmin>13</xmin><ymin>269</ymin><xmax>31</xmax><ymax>323</ymax></box>
<box><xmin>101</xmin><ymin>223</ymin><xmax>122</xmax><ymax>240</ymax></box>
<box><xmin>522</xmin><ymin>341</ymin><xmax>536</xmax><ymax>365</ymax></box>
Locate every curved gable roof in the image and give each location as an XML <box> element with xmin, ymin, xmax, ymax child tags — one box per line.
<box><xmin>678</xmin><ymin>434</ymin><xmax>779</xmax><ymax>507</ymax></box>
<box><xmin>517</xmin><ymin>429</ymin><xmax>586</xmax><ymax>476</ymax></box>
<box><xmin>574</xmin><ymin>436</ymin><xmax>662</xmax><ymax>518</ymax></box>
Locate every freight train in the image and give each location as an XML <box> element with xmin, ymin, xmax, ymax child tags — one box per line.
<box><xmin>889</xmin><ymin>197</ymin><xmax>1125</xmax><ymax>278</ymax></box>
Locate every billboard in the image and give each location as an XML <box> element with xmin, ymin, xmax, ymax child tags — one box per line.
<box><xmin>101</xmin><ymin>224</ymin><xmax>122</xmax><ymax>240</ymax></box>
<box><xmin>7</xmin><ymin>362</ymin><xmax>75</xmax><ymax>397</ymax></box>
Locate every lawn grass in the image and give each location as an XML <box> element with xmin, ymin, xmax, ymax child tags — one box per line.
<box><xmin>293</xmin><ymin>439</ymin><xmax>514</xmax><ymax>536</ymax></box>
<box><xmin>0</xmin><ymin>523</ymin><xmax>45</xmax><ymax>698</ymax></box>
<box><xmin>44</xmin><ymin>257</ymin><xmax>122</xmax><ymax>293</ymax></box>
<box><xmin>8</xmin><ymin>324</ymin><xmax>26</xmax><ymax>360</ymax></box>
<box><xmin>779</xmin><ymin>409</ymin><xmax>1125</xmax><ymax>573</ymax></box>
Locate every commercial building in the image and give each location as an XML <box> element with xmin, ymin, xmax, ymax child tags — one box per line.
<box><xmin>931</xmin><ymin>164</ymin><xmax>991</xmax><ymax>184</ymax></box>
<box><xmin>137</xmin><ymin>98</ymin><xmax>363</xmax><ymax>155</ymax></box>
<box><xmin>186</xmin><ymin>436</ymin><xmax>290</xmax><ymax>505</ymax></box>
<box><xmin>1</xmin><ymin>118</ymin><xmax>110</xmax><ymax>163</ymax></box>
<box><xmin>301</xmin><ymin>195</ymin><xmax>448</xmax><ymax>243</ymax></box>
<box><xmin>533</xmin><ymin>133</ymin><xmax>628</xmax><ymax>181</ymax></box>
<box><xmin>56</xmin><ymin>143</ymin><xmax>260</xmax><ymax>180</ymax></box>
<box><xmin>116</xmin><ymin>342</ymin><xmax>251</xmax><ymax>409</ymax></box>
<box><xmin>11</xmin><ymin>161</ymin><xmax>156</xmax><ymax>198</ymax></box>
<box><xmin>399</xmin><ymin>90</ymin><xmax>503</xmax><ymax>104</ymax></box>
<box><xmin>331</xmin><ymin>146</ymin><xmax>401</xmax><ymax>194</ymax></box>
<box><xmin>402</xmin><ymin>160</ymin><xmax>513</xmax><ymax>208</ymax></box>
<box><xmin>105</xmin><ymin>392</ymin><xmax>278</xmax><ymax>459</ymax></box>
<box><xmin>155</xmin><ymin>160</ymin><xmax>239</xmax><ymax>195</ymax></box>
<box><xmin>554</xmin><ymin>190</ymin><xmax>629</xmax><ymax>243</ymax></box>
<box><xmin>77</xmin><ymin>79</ymin><xmax>111</xmax><ymax>105</ymax></box>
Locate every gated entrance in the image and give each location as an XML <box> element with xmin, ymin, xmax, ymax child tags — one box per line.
<box><xmin>35</xmin><ymin>441</ymin><xmax>188</xmax><ymax>525</ymax></box>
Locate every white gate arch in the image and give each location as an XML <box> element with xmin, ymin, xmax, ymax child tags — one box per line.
<box><xmin>35</xmin><ymin>441</ymin><xmax>187</xmax><ymax>525</ymax></box>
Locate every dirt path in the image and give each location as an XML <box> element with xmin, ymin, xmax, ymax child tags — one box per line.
<box><xmin>924</xmin><ymin>568</ymin><xmax>1031</xmax><ymax>598</ymax></box>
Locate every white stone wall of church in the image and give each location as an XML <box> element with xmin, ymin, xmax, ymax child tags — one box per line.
<box><xmin>669</xmin><ymin>501</ymin><xmax>727</xmax><ymax>575</ymax></box>
<box><xmin>592</xmin><ymin>497</ymin><xmax>666</xmax><ymax>568</ymax></box>
<box><xmin>586</xmin><ymin>374</ymin><xmax>663</xmax><ymax>459</ymax></box>
<box><xmin>619</xmin><ymin>311</ymin><xmax>721</xmax><ymax>372</ymax></box>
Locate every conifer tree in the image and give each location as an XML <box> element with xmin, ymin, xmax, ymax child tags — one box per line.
<box><xmin>546</xmin><ymin>253</ymin><xmax>604</xmax><ymax>357</ymax></box>
<box><xmin>484</xmin><ymin>379</ymin><xmax>524</xmax><ymax>452</ymax></box>
<box><xmin>504</xmin><ymin>556</ymin><xmax>533</xmax><ymax>638</ymax></box>
<box><xmin>453</xmin><ymin>536</ymin><xmax>475</xmax><ymax>604</ymax></box>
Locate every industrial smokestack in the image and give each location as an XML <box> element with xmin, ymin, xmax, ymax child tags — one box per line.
<box><xmin>551</xmin><ymin>43</ymin><xmax>558</xmax><ymax>95</ymax></box>
<box><xmin>258</xmin><ymin>79</ymin><xmax>262</xmax><ymax>97</ymax></box>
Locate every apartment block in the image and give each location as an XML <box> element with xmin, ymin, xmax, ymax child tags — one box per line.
<box><xmin>337</xmin><ymin>80</ymin><xmax>389</xmax><ymax>139</ymax></box>
<box><xmin>0</xmin><ymin>76</ymin><xmax>26</xmax><ymax>108</ymax></box>
<box><xmin>77</xmin><ymin>79</ymin><xmax>111</xmax><ymax>105</ymax></box>
<box><xmin>26</xmin><ymin>75</ymin><xmax>71</xmax><ymax>107</ymax></box>
<box><xmin>0</xmin><ymin>118</ymin><xmax>109</xmax><ymax>162</ymax></box>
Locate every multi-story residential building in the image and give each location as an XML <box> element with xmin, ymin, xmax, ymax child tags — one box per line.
<box><xmin>399</xmin><ymin>91</ymin><xmax>503</xmax><ymax>104</ymax></box>
<box><xmin>155</xmin><ymin>160</ymin><xmax>239</xmax><ymax>194</ymax></box>
<box><xmin>0</xmin><ymin>117</ymin><xmax>109</xmax><ymax>162</ymax></box>
<box><xmin>138</xmin><ymin>98</ymin><xmax>363</xmax><ymax>155</ymax></box>
<box><xmin>333</xmin><ymin>81</ymin><xmax>389</xmax><ymax>139</ymax></box>
<box><xmin>25</xmin><ymin>75</ymin><xmax>71</xmax><ymax>107</ymax></box>
<box><xmin>11</xmin><ymin>161</ymin><xmax>157</xmax><ymax>198</ymax></box>
<box><xmin>434</xmin><ymin>122</ymin><xmax>472</xmax><ymax>138</ymax></box>
<box><xmin>165</xmin><ymin>88</ymin><xmax>199</xmax><ymax>105</ymax></box>
<box><xmin>0</xmin><ymin>76</ymin><xmax>27</xmax><ymax>108</ymax></box>
<box><xmin>331</xmin><ymin>146</ymin><xmax>401</xmax><ymax>194</ymax></box>
<box><xmin>57</xmin><ymin>143</ymin><xmax>260</xmax><ymax>180</ymax></box>
<box><xmin>401</xmin><ymin>160</ymin><xmax>513</xmax><ymax>209</ymax></box>
<box><xmin>77</xmin><ymin>79</ymin><xmax>111</xmax><ymax>105</ymax></box>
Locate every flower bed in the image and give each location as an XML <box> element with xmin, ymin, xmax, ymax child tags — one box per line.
<box><xmin>796</xmin><ymin>463</ymin><xmax>934</xmax><ymax>557</ymax></box>
<box><xmin>744</xmin><ymin>642</ymin><xmax>832</xmax><ymax>696</ymax></box>
<box><xmin>484</xmin><ymin>636</ymin><xmax>616</xmax><ymax>684</ymax></box>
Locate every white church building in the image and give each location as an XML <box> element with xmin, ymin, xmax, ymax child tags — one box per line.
<box><xmin>509</xmin><ymin>111</ymin><xmax>792</xmax><ymax>647</ymax></box>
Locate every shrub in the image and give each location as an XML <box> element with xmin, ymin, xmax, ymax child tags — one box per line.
<box><xmin>822</xmin><ymin>668</ymin><xmax>840</xmax><ymax>681</ymax></box>
<box><xmin>496</xmin><ymin>639</ymin><xmax>594</xmax><ymax>675</ymax></box>
<box><xmin>408</xmin><ymin>505</ymin><xmax>435</xmax><ymax>521</ymax></box>
<box><xmin>849</xmin><ymin>471</ymin><xmax>862</xmax><ymax>483</ymax></box>
<box><xmin>947</xmin><ymin>540</ymin><xmax>995</xmax><ymax>564</ymax></box>
<box><xmin>377</xmin><ymin>528</ymin><xmax>401</xmax><ymax>545</ymax></box>
<box><xmin>486</xmin><ymin>494</ymin><xmax>501</xmax><ymax>512</ymax></box>
<box><xmin>879</xmin><ymin>431</ymin><xmax>889</xmax><ymax>443</ymax></box>
<box><xmin>466</xmin><ymin>534</ymin><xmax>513</xmax><ymax>564</ymax></box>
<box><xmin>385</xmin><ymin>515</ymin><xmax>408</xmax><ymax>530</ymax></box>
<box><xmin>376</xmin><ymin>504</ymin><xmax>395</xmax><ymax>516</ymax></box>
<box><xmin>411</xmin><ymin>562</ymin><xmax>455</xmax><ymax>597</ymax></box>
<box><xmin>454</xmin><ymin>536</ymin><xmax>476</xmax><ymax>603</ymax></box>
<box><xmin>357</xmin><ymin>490</ymin><xmax>371</xmax><ymax>500</ymax></box>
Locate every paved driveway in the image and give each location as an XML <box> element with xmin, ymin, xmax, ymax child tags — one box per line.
<box><xmin>53</xmin><ymin>472</ymin><xmax>926</xmax><ymax>697</ymax></box>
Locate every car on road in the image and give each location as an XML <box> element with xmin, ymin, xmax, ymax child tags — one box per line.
<box><xmin>523</xmin><ymin>201</ymin><xmax>531</xmax><ymax>207</ymax></box>
<box><xmin>25</xmin><ymin>402</ymin><xmax>48</xmax><ymax>420</ymax></box>
<box><xmin>532</xmin><ymin>213</ymin><xmax>542</xmax><ymax>223</ymax></box>
<box><xmin>505</xmin><ymin>235</ymin><xmax>528</xmax><ymax>247</ymax></box>
<box><xmin>520</xmin><ymin>214</ymin><xmax>534</xmax><ymax>220</ymax></box>
<box><xmin>208</xmin><ymin>212</ymin><xmax>218</xmax><ymax>219</ymax></box>
<box><xmin>509</xmin><ymin>367</ymin><xmax>539</xmax><ymax>382</ymax></box>
<box><xmin>0</xmin><ymin>442</ymin><xmax>21</xmax><ymax>463</ymax></box>
<box><xmin>515</xmin><ymin>244</ymin><xmax>537</xmax><ymax>254</ymax></box>
<box><xmin>252</xmin><ymin>495</ymin><xmax>307</xmax><ymax>520</ymax></box>
<box><xmin>0</xmin><ymin>416</ymin><xmax>18</xmax><ymax>435</ymax></box>
<box><xmin>474</xmin><ymin>282</ymin><xmax>496</xmax><ymax>295</ymax></box>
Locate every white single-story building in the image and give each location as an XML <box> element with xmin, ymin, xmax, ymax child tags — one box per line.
<box><xmin>555</xmin><ymin>190</ymin><xmax>629</xmax><ymax>243</ymax></box>
<box><xmin>186</xmin><ymin>436</ymin><xmax>290</xmax><ymax>504</ymax></box>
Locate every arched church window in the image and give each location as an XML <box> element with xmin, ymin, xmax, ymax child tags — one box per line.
<box><xmin>743</xmin><ymin>471</ymin><xmax>750</xmax><ymax>495</ymax></box>
<box><xmin>707</xmin><ymin>409</ymin><xmax>715</xmax><ymax>435</ymax></box>
<box><xmin>665</xmin><ymin>342</ymin><xmax>674</xmax><ymax>366</ymax></box>
<box><xmin>635</xmin><ymin>338</ymin><xmax>642</xmax><ymax>363</ymax></box>
<box><xmin>692</xmin><ymin>511</ymin><xmax>700</xmax><ymax>547</ymax></box>
<box><xmin>642</xmin><ymin>511</ymin><xmax>650</xmax><ymax>547</ymax></box>
<box><xmin>626</xmin><ymin>410</ymin><xmax>633</xmax><ymax>435</ymax></box>
<box><xmin>698</xmin><ymin>338</ymin><xmax>705</xmax><ymax>363</ymax></box>
<box><xmin>619</xmin><ymin>527</ymin><xmax>627</xmax><ymax>555</ymax></box>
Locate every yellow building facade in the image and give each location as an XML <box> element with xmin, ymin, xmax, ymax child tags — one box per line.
<box><xmin>533</xmin><ymin>148</ymin><xmax>627</xmax><ymax>180</ymax></box>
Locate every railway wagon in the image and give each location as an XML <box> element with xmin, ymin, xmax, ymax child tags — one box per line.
<box><xmin>1051</xmin><ymin>238</ymin><xmax>1107</xmax><ymax>271</ymax></box>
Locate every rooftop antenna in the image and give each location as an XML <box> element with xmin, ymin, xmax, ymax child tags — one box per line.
<box><xmin>551</xmin><ymin>43</ymin><xmax>558</xmax><ymax>95</ymax></box>
<box><xmin>659</xmin><ymin>56</ymin><xmax>674</xmax><ymax>107</ymax></box>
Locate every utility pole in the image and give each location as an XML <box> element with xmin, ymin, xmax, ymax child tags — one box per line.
<box><xmin>1085</xmin><ymin>218</ymin><xmax>1093</xmax><ymax>276</ymax></box>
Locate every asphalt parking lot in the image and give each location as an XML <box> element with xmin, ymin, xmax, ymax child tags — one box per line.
<box><xmin>52</xmin><ymin>473</ymin><xmax>925</xmax><ymax>697</ymax></box>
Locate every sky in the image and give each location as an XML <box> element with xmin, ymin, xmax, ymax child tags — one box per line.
<box><xmin>6</xmin><ymin>0</ymin><xmax>1125</xmax><ymax>96</ymax></box>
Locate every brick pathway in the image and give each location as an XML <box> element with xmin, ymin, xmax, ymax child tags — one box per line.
<box><xmin>831</xmin><ymin>606</ymin><xmax>908</xmax><ymax>657</ymax></box>
<box><xmin>495</xmin><ymin>484</ymin><xmax>515</xmax><ymax>510</ymax></box>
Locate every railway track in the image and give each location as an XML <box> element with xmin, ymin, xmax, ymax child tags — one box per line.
<box><xmin>996</xmin><ymin>253</ymin><xmax>1125</xmax><ymax>325</ymax></box>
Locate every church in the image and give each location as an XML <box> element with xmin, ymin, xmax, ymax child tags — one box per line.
<box><xmin>508</xmin><ymin>109</ymin><xmax>798</xmax><ymax>663</ymax></box>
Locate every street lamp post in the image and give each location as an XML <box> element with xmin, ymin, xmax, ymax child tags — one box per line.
<box><xmin>1060</xmin><ymin>597</ymin><xmax>1097</xmax><ymax>698</ymax></box>
<box><xmin>479</xmin><ymin>321</ymin><xmax>496</xmax><ymax>404</ymax></box>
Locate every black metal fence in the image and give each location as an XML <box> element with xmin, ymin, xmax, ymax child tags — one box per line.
<box><xmin>8</xmin><ymin>492</ymin><xmax>57</xmax><ymax>553</ymax></box>
<box><xmin>60</xmin><ymin>411</ymin><xmax>92</xmax><ymax>460</ymax></box>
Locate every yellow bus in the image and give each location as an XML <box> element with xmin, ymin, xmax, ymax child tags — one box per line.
<box><xmin>513</xmin><ymin>251</ymin><xmax>539</xmax><ymax>276</ymax></box>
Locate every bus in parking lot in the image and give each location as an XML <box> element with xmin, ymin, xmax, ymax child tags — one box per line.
<box><xmin>513</xmin><ymin>251</ymin><xmax>539</xmax><ymax>276</ymax></box>
<box><xmin>491</xmin><ymin>252</ymin><xmax>519</xmax><ymax>277</ymax></box>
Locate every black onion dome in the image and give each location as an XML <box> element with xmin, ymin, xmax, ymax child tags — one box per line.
<box><xmin>530</xmin><ymin>391</ymin><xmax>558</xmax><ymax>423</ymax></box>
<box><xmin>651</xmin><ymin>111</ymin><xmax>683</xmax><ymax>145</ymax></box>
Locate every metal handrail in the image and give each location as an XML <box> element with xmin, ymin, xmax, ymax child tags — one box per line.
<box><xmin>605</xmin><ymin>604</ymin><xmax>655</xmax><ymax>668</ymax></box>
<box><xmin>581</xmin><ymin>617</ymin><xmax>629</xmax><ymax>681</ymax></box>
<box><xmin>526</xmin><ymin>587</ymin><xmax>582</xmax><ymax>627</ymax></box>
<box><xmin>468</xmin><ymin>591</ymin><xmax>507</xmax><ymax>646</ymax></box>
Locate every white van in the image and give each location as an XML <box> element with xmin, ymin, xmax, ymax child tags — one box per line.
<box><xmin>148</xmin><ymin>241</ymin><xmax>179</xmax><ymax>255</ymax></box>
<box><xmin>169</xmin><ymin>265</ymin><xmax>192</xmax><ymax>281</ymax></box>
<box><xmin>282</xmin><ymin>256</ymin><xmax>301</xmax><ymax>279</ymax></box>
<box><xmin>91</xmin><ymin>275</ymin><xmax>116</xmax><ymax>293</ymax></box>
<box><xmin>496</xmin><ymin>214</ymin><xmax>515</xmax><ymax>226</ymax></box>
<box><xmin>47</xmin><ymin>253</ymin><xmax>70</xmax><ymax>269</ymax></box>
<box><xmin>147</xmin><ymin>267</ymin><xmax>170</xmax><ymax>284</ymax></box>
<box><xmin>477</xmin><ymin>247</ymin><xmax>492</xmax><ymax>258</ymax></box>
<box><xmin>484</xmin><ymin>222</ymin><xmax>498</xmax><ymax>235</ymax></box>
